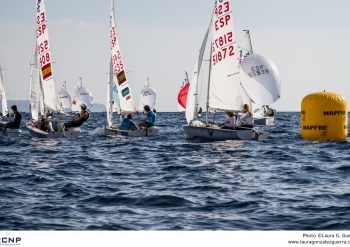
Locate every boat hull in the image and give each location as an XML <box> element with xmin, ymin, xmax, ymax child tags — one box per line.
<box><xmin>104</xmin><ymin>125</ymin><xmax>160</xmax><ymax>137</ymax></box>
<box><xmin>183</xmin><ymin>125</ymin><xmax>269</xmax><ymax>141</ymax></box>
<box><xmin>26</xmin><ymin>122</ymin><xmax>81</xmax><ymax>138</ymax></box>
<box><xmin>0</xmin><ymin>129</ymin><xmax>22</xmax><ymax>137</ymax></box>
<box><xmin>254</xmin><ymin>117</ymin><xmax>275</xmax><ymax>126</ymax></box>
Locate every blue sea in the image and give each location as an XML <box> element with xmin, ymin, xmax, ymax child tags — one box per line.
<box><xmin>1</xmin><ymin>112</ymin><xmax>350</xmax><ymax>230</ymax></box>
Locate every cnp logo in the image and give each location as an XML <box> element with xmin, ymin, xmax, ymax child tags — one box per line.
<box><xmin>0</xmin><ymin>232</ymin><xmax>21</xmax><ymax>246</ymax></box>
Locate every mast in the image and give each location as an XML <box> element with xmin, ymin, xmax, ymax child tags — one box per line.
<box><xmin>205</xmin><ymin>42</ymin><xmax>213</xmax><ymax>125</ymax></box>
<box><xmin>147</xmin><ymin>77</ymin><xmax>149</xmax><ymax>87</ymax></box>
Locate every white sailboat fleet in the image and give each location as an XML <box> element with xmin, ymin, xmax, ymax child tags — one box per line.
<box><xmin>183</xmin><ymin>0</ymin><xmax>280</xmax><ymax>141</ymax></box>
<box><xmin>238</xmin><ymin>30</ymin><xmax>280</xmax><ymax>125</ymax></box>
<box><xmin>25</xmin><ymin>0</ymin><xmax>81</xmax><ymax>138</ymax></box>
<box><xmin>104</xmin><ymin>0</ymin><xmax>159</xmax><ymax>137</ymax></box>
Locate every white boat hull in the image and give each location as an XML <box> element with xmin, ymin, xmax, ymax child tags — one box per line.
<box><xmin>254</xmin><ymin>117</ymin><xmax>275</xmax><ymax>126</ymax></box>
<box><xmin>0</xmin><ymin>128</ymin><xmax>22</xmax><ymax>137</ymax></box>
<box><xmin>26</xmin><ymin>122</ymin><xmax>81</xmax><ymax>139</ymax></box>
<box><xmin>104</xmin><ymin>125</ymin><xmax>160</xmax><ymax>137</ymax></box>
<box><xmin>183</xmin><ymin>125</ymin><xmax>269</xmax><ymax>141</ymax></box>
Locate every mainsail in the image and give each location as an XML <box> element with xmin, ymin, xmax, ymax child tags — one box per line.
<box><xmin>110</xmin><ymin>0</ymin><xmax>136</xmax><ymax>113</ymax></box>
<box><xmin>36</xmin><ymin>0</ymin><xmax>58</xmax><ymax>112</ymax></box>
<box><xmin>208</xmin><ymin>0</ymin><xmax>246</xmax><ymax>112</ymax></box>
<box><xmin>0</xmin><ymin>65</ymin><xmax>8</xmax><ymax>116</ymax></box>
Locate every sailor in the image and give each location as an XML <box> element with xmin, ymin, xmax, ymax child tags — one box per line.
<box><xmin>138</xmin><ymin>105</ymin><xmax>156</xmax><ymax>128</ymax></box>
<box><xmin>119</xmin><ymin>113</ymin><xmax>138</xmax><ymax>131</ymax></box>
<box><xmin>63</xmin><ymin>103</ymin><xmax>90</xmax><ymax>130</ymax></box>
<box><xmin>0</xmin><ymin>105</ymin><xmax>22</xmax><ymax>132</ymax></box>
<box><xmin>237</xmin><ymin>104</ymin><xmax>254</xmax><ymax>129</ymax></box>
<box><xmin>264</xmin><ymin>105</ymin><xmax>274</xmax><ymax>116</ymax></box>
<box><xmin>198</xmin><ymin>107</ymin><xmax>203</xmax><ymax>114</ymax></box>
<box><xmin>218</xmin><ymin>111</ymin><xmax>237</xmax><ymax>129</ymax></box>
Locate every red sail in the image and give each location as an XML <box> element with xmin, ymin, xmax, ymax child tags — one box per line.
<box><xmin>178</xmin><ymin>83</ymin><xmax>190</xmax><ymax>109</ymax></box>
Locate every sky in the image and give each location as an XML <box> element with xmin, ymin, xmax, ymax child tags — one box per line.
<box><xmin>0</xmin><ymin>0</ymin><xmax>350</xmax><ymax>112</ymax></box>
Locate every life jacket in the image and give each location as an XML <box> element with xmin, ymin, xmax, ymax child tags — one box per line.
<box><xmin>75</xmin><ymin>110</ymin><xmax>90</xmax><ymax>126</ymax></box>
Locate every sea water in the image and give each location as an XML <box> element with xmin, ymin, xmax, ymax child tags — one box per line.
<box><xmin>0</xmin><ymin>112</ymin><xmax>349</xmax><ymax>230</ymax></box>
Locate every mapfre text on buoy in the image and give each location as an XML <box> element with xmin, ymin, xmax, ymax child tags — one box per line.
<box><xmin>301</xmin><ymin>92</ymin><xmax>348</xmax><ymax>141</ymax></box>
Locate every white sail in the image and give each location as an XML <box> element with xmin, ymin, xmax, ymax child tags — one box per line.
<box><xmin>61</xmin><ymin>81</ymin><xmax>66</xmax><ymax>91</ymax></box>
<box><xmin>29</xmin><ymin>47</ymin><xmax>40</xmax><ymax>120</ymax></box>
<box><xmin>186</xmin><ymin>25</ymin><xmax>210</xmax><ymax>123</ymax></box>
<box><xmin>238</xmin><ymin>30</ymin><xmax>253</xmax><ymax>63</ymax></box>
<box><xmin>58</xmin><ymin>90</ymin><xmax>72</xmax><ymax>111</ymax></box>
<box><xmin>209</xmin><ymin>0</ymin><xmax>244</xmax><ymax>112</ymax></box>
<box><xmin>107</xmin><ymin>59</ymin><xmax>114</xmax><ymax>126</ymax></box>
<box><xmin>0</xmin><ymin>65</ymin><xmax>8</xmax><ymax>117</ymax></box>
<box><xmin>239</xmin><ymin>53</ymin><xmax>281</xmax><ymax>105</ymax></box>
<box><xmin>110</xmin><ymin>0</ymin><xmax>136</xmax><ymax>113</ymax></box>
<box><xmin>139</xmin><ymin>86</ymin><xmax>156</xmax><ymax>110</ymax></box>
<box><xmin>75</xmin><ymin>87</ymin><xmax>93</xmax><ymax>108</ymax></box>
<box><xmin>36</xmin><ymin>0</ymin><xmax>58</xmax><ymax>112</ymax></box>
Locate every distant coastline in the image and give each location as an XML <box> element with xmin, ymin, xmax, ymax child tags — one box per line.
<box><xmin>2</xmin><ymin>100</ymin><xmax>106</xmax><ymax>112</ymax></box>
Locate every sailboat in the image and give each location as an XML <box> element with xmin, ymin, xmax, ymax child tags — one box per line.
<box><xmin>0</xmin><ymin>65</ymin><xmax>21</xmax><ymax>137</ymax></box>
<box><xmin>238</xmin><ymin>30</ymin><xmax>280</xmax><ymax>125</ymax></box>
<box><xmin>58</xmin><ymin>81</ymin><xmax>72</xmax><ymax>114</ymax></box>
<box><xmin>104</xmin><ymin>0</ymin><xmax>159</xmax><ymax>137</ymax></box>
<box><xmin>177</xmin><ymin>72</ymin><xmax>189</xmax><ymax>112</ymax></box>
<box><xmin>138</xmin><ymin>77</ymin><xmax>156</xmax><ymax>112</ymax></box>
<box><xmin>183</xmin><ymin>0</ymin><xmax>269</xmax><ymax>141</ymax></box>
<box><xmin>25</xmin><ymin>0</ymin><xmax>80</xmax><ymax>138</ymax></box>
<box><xmin>71</xmin><ymin>77</ymin><xmax>93</xmax><ymax>112</ymax></box>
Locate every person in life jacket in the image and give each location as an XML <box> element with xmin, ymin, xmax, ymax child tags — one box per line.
<box><xmin>0</xmin><ymin>105</ymin><xmax>22</xmax><ymax>132</ymax></box>
<box><xmin>264</xmin><ymin>105</ymin><xmax>275</xmax><ymax>116</ymax></box>
<box><xmin>218</xmin><ymin>111</ymin><xmax>237</xmax><ymax>129</ymax></box>
<box><xmin>63</xmin><ymin>103</ymin><xmax>90</xmax><ymax>130</ymax></box>
<box><xmin>235</xmin><ymin>104</ymin><xmax>254</xmax><ymax>129</ymax></box>
<box><xmin>138</xmin><ymin>105</ymin><xmax>156</xmax><ymax>128</ymax></box>
<box><xmin>119</xmin><ymin>113</ymin><xmax>138</xmax><ymax>131</ymax></box>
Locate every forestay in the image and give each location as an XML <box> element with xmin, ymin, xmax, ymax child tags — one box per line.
<box><xmin>239</xmin><ymin>53</ymin><xmax>281</xmax><ymax>105</ymax></box>
<box><xmin>29</xmin><ymin>47</ymin><xmax>40</xmax><ymax>120</ymax></box>
<box><xmin>110</xmin><ymin>0</ymin><xmax>136</xmax><ymax>113</ymax></box>
<box><xmin>36</xmin><ymin>0</ymin><xmax>58</xmax><ymax>112</ymax></box>
<box><xmin>209</xmin><ymin>0</ymin><xmax>245</xmax><ymax>112</ymax></box>
<box><xmin>0</xmin><ymin>65</ymin><xmax>8</xmax><ymax>116</ymax></box>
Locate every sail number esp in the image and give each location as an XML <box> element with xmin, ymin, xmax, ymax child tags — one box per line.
<box><xmin>248</xmin><ymin>65</ymin><xmax>269</xmax><ymax>78</ymax></box>
<box><xmin>212</xmin><ymin>0</ymin><xmax>234</xmax><ymax>66</ymax></box>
